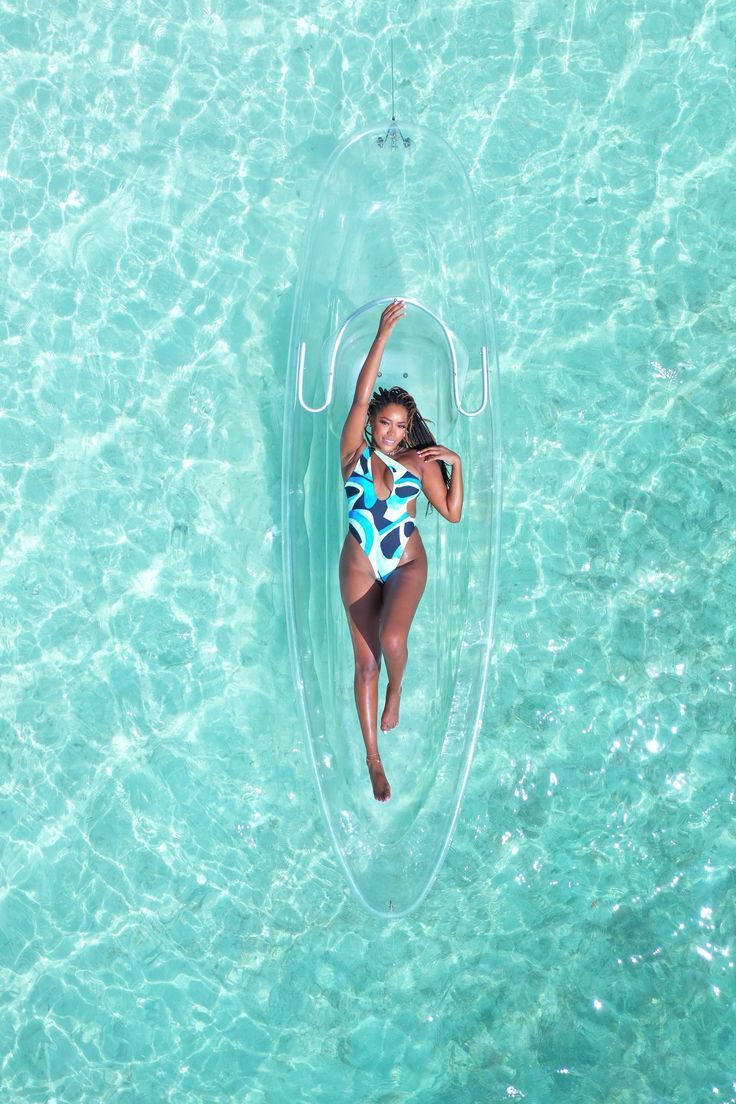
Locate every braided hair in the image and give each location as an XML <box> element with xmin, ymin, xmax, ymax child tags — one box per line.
<box><xmin>366</xmin><ymin>385</ymin><xmax>450</xmax><ymax>515</ymax></box>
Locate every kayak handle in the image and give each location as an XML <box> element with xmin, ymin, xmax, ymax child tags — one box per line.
<box><xmin>296</xmin><ymin>296</ymin><xmax>488</xmax><ymax>416</ymax></box>
<box><xmin>460</xmin><ymin>344</ymin><xmax>489</xmax><ymax>418</ymax></box>
<box><xmin>297</xmin><ymin>340</ymin><xmax>334</xmax><ymax>413</ymax></box>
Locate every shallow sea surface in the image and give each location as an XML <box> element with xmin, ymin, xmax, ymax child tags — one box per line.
<box><xmin>1</xmin><ymin>1</ymin><xmax>735</xmax><ymax>1101</ymax></box>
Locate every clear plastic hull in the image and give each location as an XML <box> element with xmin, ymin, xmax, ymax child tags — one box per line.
<box><xmin>282</xmin><ymin>119</ymin><xmax>502</xmax><ymax>918</ymax></box>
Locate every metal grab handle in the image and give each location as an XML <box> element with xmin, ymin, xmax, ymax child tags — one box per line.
<box><xmin>296</xmin><ymin>340</ymin><xmax>334</xmax><ymax>413</ymax></box>
<box><xmin>296</xmin><ymin>296</ymin><xmax>489</xmax><ymax>416</ymax></box>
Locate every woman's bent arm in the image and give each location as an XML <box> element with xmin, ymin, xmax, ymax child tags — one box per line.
<box><xmin>445</xmin><ymin>458</ymin><xmax>463</xmax><ymax>523</ymax></box>
<box><xmin>416</xmin><ymin>446</ymin><xmax>464</xmax><ymax>522</ymax></box>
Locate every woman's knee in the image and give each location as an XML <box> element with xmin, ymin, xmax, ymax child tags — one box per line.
<box><xmin>354</xmin><ymin>655</ymin><xmax>380</xmax><ymax>683</ymax></box>
<box><xmin>379</xmin><ymin>628</ymin><xmax>408</xmax><ymax>660</ymax></box>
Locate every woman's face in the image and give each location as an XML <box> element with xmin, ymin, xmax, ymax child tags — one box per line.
<box><xmin>371</xmin><ymin>403</ymin><xmax>409</xmax><ymax>452</ymax></box>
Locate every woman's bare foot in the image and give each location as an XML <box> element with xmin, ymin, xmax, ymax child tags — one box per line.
<box><xmin>380</xmin><ymin>683</ymin><xmax>402</xmax><ymax>732</ymax></box>
<box><xmin>366</xmin><ymin>754</ymin><xmax>391</xmax><ymax>801</ymax></box>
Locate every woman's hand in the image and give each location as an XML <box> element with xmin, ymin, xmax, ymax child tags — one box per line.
<box><xmin>416</xmin><ymin>445</ymin><xmax>460</xmax><ymax>466</ymax></box>
<box><xmin>376</xmin><ymin>299</ymin><xmax>406</xmax><ymax>341</ymax></box>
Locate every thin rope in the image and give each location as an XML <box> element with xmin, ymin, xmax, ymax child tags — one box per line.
<box><xmin>391</xmin><ymin>38</ymin><xmax>395</xmax><ymax>121</ymax></box>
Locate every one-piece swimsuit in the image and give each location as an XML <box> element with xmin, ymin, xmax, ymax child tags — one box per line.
<box><xmin>344</xmin><ymin>443</ymin><xmax>422</xmax><ymax>583</ymax></box>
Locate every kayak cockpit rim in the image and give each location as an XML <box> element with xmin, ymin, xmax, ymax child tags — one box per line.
<box><xmin>296</xmin><ymin>295</ymin><xmax>489</xmax><ymax>417</ymax></box>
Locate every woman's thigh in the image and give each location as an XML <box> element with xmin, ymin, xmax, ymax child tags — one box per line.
<box><xmin>339</xmin><ymin>535</ymin><xmax>383</xmax><ymax>669</ymax></box>
<box><xmin>379</xmin><ymin>544</ymin><xmax>428</xmax><ymax>646</ymax></box>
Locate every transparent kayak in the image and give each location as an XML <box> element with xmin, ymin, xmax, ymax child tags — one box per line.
<box><xmin>282</xmin><ymin>118</ymin><xmax>502</xmax><ymax>918</ymax></box>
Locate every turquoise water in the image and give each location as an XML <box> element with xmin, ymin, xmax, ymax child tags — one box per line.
<box><xmin>1</xmin><ymin>0</ymin><xmax>735</xmax><ymax>1100</ymax></box>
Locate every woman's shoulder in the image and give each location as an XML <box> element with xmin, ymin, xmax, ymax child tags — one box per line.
<box><xmin>394</xmin><ymin>447</ymin><xmax>424</xmax><ymax>479</ymax></box>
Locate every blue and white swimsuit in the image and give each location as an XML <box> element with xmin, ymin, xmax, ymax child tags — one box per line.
<box><xmin>344</xmin><ymin>443</ymin><xmax>423</xmax><ymax>583</ymax></box>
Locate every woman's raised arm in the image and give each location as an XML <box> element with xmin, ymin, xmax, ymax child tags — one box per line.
<box><xmin>339</xmin><ymin>300</ymin><xmax>406</xmax><ymax>462</ymax></box>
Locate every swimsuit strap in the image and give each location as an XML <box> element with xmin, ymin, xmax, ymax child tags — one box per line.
<box><xmin>371</xmin><ymin>445</ymin><xmax>411</xmax><ymax>474</ymax></box>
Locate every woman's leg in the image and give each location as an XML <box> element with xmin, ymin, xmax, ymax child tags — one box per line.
<box><xmin>378</xmin><ymin>549</ymin><xmax>428</xmax><ymax>731</ymax></box>
<box><xmin>339</xmin><ymin>538</ymin><xmax>391</xmax><ymax>800</ymax></box>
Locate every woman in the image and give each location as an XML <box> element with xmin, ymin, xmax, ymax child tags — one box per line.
<box><xmin>339</xmin><ymin>299</ymin><xmax>464</xmax><ymax>802</ymax></box>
